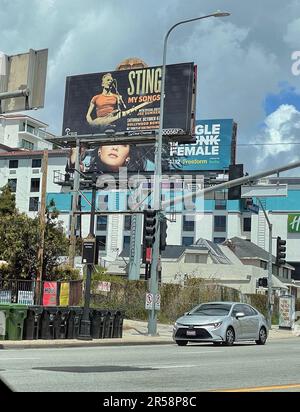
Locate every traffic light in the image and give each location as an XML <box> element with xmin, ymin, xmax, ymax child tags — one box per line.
<box><xmin>143</xmin><ymin>209</ymin><xmax>157</xmax><ymax>247</ymax></box>
<box><xmin>160</xmin><ymin>216</ymin><xmax>168</xmax><ymax>251</ymax></box>
<box><xmin>228</xmin><ymin>164</ymin><xmax>244</xmax><ymax>200</ymax></box>
<box><xmin>276</xmin><ymin>236</ymin><xmax>286</xmax><ymax>266</ymax></box>
<box><xmin>258</xmin><ymin>278</ymin><xmax>268</xmax><ymax>288</ymax></box>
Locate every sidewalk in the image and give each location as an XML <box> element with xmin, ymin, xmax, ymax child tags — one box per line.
<box><xmin>0</xmin><ymin>320</ymin><xmax>298</xmax><ymax>349</ymax></box>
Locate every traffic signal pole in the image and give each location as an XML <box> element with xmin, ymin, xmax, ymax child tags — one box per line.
<box><xmin>257</xmin><ymin>198</ymin><xmax>273</xmax><ymax>330</ymax></box>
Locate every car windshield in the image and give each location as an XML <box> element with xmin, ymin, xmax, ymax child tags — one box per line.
<box><xmin>189</xmin><ymin>304</ymin><xmax>231</xmax><ymax>316</ymax></box>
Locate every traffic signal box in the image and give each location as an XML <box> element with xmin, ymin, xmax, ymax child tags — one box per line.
<box><xmin>142</xmin><ymin>209</ymin><xmax>157</xmax><ymax>264</ymax></box>
<box><xmin>228</xmin><ymin>164</ymin><xmax>244</xmax><ymax>200</ymax></box>
<box><xmin>159</xmin><ymin>216</ymin><xmax>168</xmax><ymax>251</ymax></box>
<box><xmin>276</xmin><ymin>236</ymin><xmax>286</xmax><ymax>266</ymax></box>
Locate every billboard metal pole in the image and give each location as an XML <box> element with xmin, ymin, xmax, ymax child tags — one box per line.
<box><xmin>148</xmin><ymin>11</ymin><xmax>231</xmax><ymax>336</ymax></box>
<box><xmin>68</xmin><ymin>140</ymin><xmax>80</xmax><ymax>268</ymax></box>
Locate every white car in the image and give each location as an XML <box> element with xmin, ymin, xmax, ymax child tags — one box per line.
<box><xmin>173</xmin><ymin>301</ymin><xmax>268</xmax><ymax>346</ymax></box>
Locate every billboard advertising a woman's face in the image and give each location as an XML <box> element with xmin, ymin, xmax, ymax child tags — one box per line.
<box><xmin>65</xmin><ymin>119</ymin><xmax>236</xmax><ymax>174</ymax></box>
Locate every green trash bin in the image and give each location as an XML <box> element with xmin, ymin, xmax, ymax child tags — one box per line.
<box><xmin>0</xmin><ymin>304</ymin><xmax>11</xmax><ymax>340</ymax></box>
<box><xmin>6</xmin><ymin>304</ymin><xmax>28</xmax><ymax>340</ymax></box>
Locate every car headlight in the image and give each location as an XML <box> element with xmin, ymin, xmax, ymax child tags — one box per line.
<box><xmin>174</xmin><ymin>322</ymin><xmax>182</xmax><ymax>329</ymax></box>
<box><xmin>203</xmin><ymin>322</ymin><xmax>223</xmax><ymax>328</ymax></box>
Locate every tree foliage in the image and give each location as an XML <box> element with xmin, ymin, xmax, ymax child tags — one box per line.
<box><xmin>0</xmin><ymin>186</ymin><xmax>70</xmax><ymax>280</ymax></box>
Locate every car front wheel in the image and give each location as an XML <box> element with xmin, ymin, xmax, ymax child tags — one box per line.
<box><xmin>255</xmin><ymin>327</ymin><xmax>267</xmax><ymax>345</ymax></box>
<box><xmin>176</xmin><ymin>340</ymin><xmax>188</xmax><ymax>346</ymax></box>
<box><xmin>224</xmin><ymin>327</ymin><xmax>235</xmax><ymax>346</ymax></box>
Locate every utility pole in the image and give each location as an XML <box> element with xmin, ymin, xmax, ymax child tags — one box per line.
<box><xmin>35</xmin><ymin>149</ymin><xmax>48</xmax><ymax>305</ymax></box>
<box><xmin>68</xmin><ymin>139</ymin><xmax>80</xmax><ymax>268</ymax></box>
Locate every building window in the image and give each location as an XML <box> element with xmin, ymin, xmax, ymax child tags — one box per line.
<box><xmin>215</xmin><ymin>199</ymin><xmax>226</xmax><ymax>210</ymax></box>
<box><xmin>183</xmin><ymin>215</ymin><xmax>195</xmax><ymax>232</ymax></box>
<box><xmin>9</xmin><ymin>159</ymin><xmax>18</xmax><ymax>169</ymax></box>
<box><xmin>98</xmin><ymin>194</ymin><xmax>108</xmax><ymax>210</ymax></box>
<box><xmin>30</xmin><ymin>178</ymin><xmax>40</xmax><ymax>192</ymax></box>
<box><xmin>214</xmin><ymin>237</ymin><xmax>225</xmax><ymax>244</ymax></box>
<box><xmin>7</xmin><ymin>179</ymin><xmax>17</xmax><ymax>193</ymax></box>
<box><xmin>96</xmin><ymin>216</ymin><xmax>107</xmax><ymax>231</ymax></box>
<box><xmin>32</xmin><ymin>159</ymin><xmax>42</xmax><ymax>168</ymax></box>
<box><xmin>123</xmin><ymin>236</ymin><xmax>131</xmax><ymax>246</ymax></box>
<box><xmin>282</xmin><ymin>268</ymin><xmax>289</xmax><ymax>279</ymax></box>
<box><xmin>21</xmin><ymin>139</ymin><xmax>34</xmax><ymax>150</ymax></box>
<box><xmin>124</xmin><ymin>215</ymin><xmax>132</xmax><ymax>231</ymax></box>
<box><xmin>214</xmin><ymin>215</ymin><xmax>227</xmax><ymax>232</ymax></box>
<box><xmin>243</xmin><ymin>217</ymin><xmax>251</xmax><ymax>232</ymax></box>
<box><xmin>97</xmin><ymin>236</ymin><xmax>106</xmax><ymax>251</ymax></box>
<box><xmin>182</xmin><ymin>236</ymin><xmax>194</xmax><ymax>246</ymax></box>
<box><xmin>29</xmin><ymin>197</ymin><xmax>39</xmax><ymax>212</ymax></box>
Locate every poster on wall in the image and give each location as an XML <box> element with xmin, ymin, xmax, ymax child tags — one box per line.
<box><xmin>42</xmin><ymin>282</ymin><xmax>57</xmax><ymax>306</ymax></box>
<box><xmin>59</xmin><ymin>282</ymin><xmax>70</xmax><ymax>306</ymax></box>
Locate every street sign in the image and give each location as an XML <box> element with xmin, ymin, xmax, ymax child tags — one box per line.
<box><xmin>241</xmin><ymin>184</ymin><xmax>287</xmax><ymax>198</ymax></box>
<box><xmin>145</xmin><ymin>292</ymin><xmax>153</xmax><ymax>310</ymax></box>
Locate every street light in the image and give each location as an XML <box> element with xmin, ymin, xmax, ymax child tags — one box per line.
<box><xmin>148</xmin><ymin>11</ymin><xmax>231</xmax><ymax>335</ymax></box>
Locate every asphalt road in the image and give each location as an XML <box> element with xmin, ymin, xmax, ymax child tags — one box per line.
<box><xmin>0</xmin><ymin>338</ymin><xmax>299</xmax><ymax>393</ymax></box>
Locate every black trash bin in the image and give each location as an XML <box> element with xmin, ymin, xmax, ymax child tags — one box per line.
<box><xmin>91</xmin><ymin>309</ymin><xmax>107</xmax><ymax>339</ymax></box>
<box><xmin>103</xmin><ymin>310</ymin><xmax>115</xmax><ymax>338</ymax></box>
<box><xmin>39</xmin><ymin>307</ymin><xmax>58</xmax><ymax>339</ymax></box>
<box><xmin>53</xmin><ymin>308</ymin><xmax>70</xmax><ymax>339</ymax></box>
<box><xmin>113</xmin><ymin>310</ymin><xmax>125</xmax><ymax>338</ymax></box>
<box><xmin>23</xmin><ymin>306</ymin><xmax>43</xmax><ymax>340</ymax></box>
<box><xmin>66</xmin><ymin>307</ymin><xmax>83</xmax><ymax>339</ymax></box>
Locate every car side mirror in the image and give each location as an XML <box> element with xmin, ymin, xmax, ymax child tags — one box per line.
<box><xmin>235</xmin><ymin>312</ymin><xmax>245</xmax><ymax>319</ymax></box>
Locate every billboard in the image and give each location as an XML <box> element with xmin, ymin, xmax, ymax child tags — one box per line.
<box><xmin>65</xmin><ymin>119</ymin><xmax>235</xmax><ymax>174</ymax></box>
<box><xmin>62</xmin><ymin>62</ymin><xmax>195</xmax><ymax>136</ymax></box>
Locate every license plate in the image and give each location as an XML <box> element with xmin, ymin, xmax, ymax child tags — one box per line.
<box><xmin>186</xmin><ymin>330</ymin><xmax>196</xmax><ymax>336</ymax></box>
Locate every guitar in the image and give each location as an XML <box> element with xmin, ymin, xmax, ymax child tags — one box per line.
<box><xmin>87</xmin><ymin>101</ymin><xmax>152</xmax><ymax>127</ymax></box>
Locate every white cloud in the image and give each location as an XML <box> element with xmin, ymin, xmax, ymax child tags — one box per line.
<box><xmin>252</xmin><ymin>105</ymin><xmax>300</xmax><ymax>172</ymax></box>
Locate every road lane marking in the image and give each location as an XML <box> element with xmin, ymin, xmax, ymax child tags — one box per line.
<box><xmin>211</xmin><ymin>383</ymin><xmax>300</xmax><ymax>392</ymax></box>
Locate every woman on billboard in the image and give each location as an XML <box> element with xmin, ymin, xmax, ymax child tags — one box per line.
<box><xmin>88</xmin><ymin>144</ymin><xmax>151</xmax><ymax>173</ymax></box>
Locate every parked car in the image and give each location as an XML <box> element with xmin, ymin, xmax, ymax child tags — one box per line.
<box><xmin>173</xmin><ymin>301</ymin><xmax>268</xmax><ymax>346</ymax></box>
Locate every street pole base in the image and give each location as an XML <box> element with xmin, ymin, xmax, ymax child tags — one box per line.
<box><xmin>77</xmin><ymin>320</ymin><xmax>92</xmax><ymax>340</ymax></box>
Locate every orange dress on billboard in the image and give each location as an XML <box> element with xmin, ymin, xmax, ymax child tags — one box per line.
<box><xmin>91</xmin><ymin>93</ymin><xmax>119</xmax><ymax>118</ymax></box>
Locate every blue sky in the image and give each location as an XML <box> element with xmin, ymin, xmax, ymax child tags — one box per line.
<box><xmin>265</xmin><ymin>84</ymin><xmax>300</xmax><ymax>115</ymax></box>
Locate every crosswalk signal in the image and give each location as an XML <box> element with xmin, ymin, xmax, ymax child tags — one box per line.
<box><xmin>276</xmin><ymin>236</ymin><xmax>286</xmax><ymax>266</ymax></box>
<box><xmin>258</xmin><ymin>278</ymin><xmax>268</xmax><ymax>288</ymax></box>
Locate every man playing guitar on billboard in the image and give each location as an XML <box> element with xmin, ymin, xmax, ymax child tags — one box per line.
<box><xmin>86</xmin><ymin>72</ymin><xmax>149</xmax><ymax>128</ymax></box>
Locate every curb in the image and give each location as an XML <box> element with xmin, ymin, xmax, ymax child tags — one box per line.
<box><xmin>0</xmin><ymin>338</ymin><xmax>173</xmax><ymax>350</ymax></box>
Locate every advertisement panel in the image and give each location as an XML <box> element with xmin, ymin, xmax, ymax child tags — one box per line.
<box><xmin>59</xmin><ymin>282</ymin><xmax>70</xmax><ymax>306</ymax></box>
<box><xmin>62</xmin><ymin>62</ymin><xmax>195</xmax><ymax>136</ymax></box>
<box><xmin>42</xmin><ymin>282</ymin><xmax>57</xmax><ymax>306</ymax></box>
<box><xmin>279</xmin><ymin>295</ymin><xmax>295</xmax><ymax>329</ymax></box>
<box><xmin>288</xmin><ymin>214</ymin><xmax>300</xmax><ymax>233</ymax></box>
<box><xmin>65</xmin><ymin>119</ymin><xmax>235</xmax><ymax>174</ymax></box>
